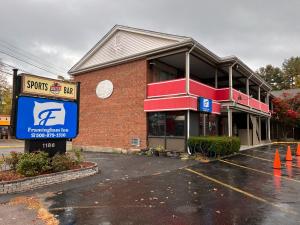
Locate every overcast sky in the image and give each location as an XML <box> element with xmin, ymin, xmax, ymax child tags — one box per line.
<box><xmin>0</xmin><ymin>0</ymin><xmax>299</xmax><ymax>80</ymax></box>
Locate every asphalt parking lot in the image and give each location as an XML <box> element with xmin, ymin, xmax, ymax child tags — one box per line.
<box><xmin>1</xmin><ymin>144</ymin><xmax>300</xmax><ymax>225</ymax></box>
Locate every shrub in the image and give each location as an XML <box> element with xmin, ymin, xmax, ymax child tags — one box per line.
<box><xmin>188</xmin><ymin>136</ymin><xmax>240</xmax><ymax>157</ymax></box>
<box><xmin>5</xmin><ymin>151</ymin><xmax>22</xmax><ymax>171</ymax></box>
<box><xmin>16</xmin><ymin>152</ymin><xmax>50</xmax><ymax>176</ymax></box>
<box><xmin>71</xmin><ymin>149</ymin><xmax>84</xmax><ymax>165</ymax></box>
<box><xmin>51</xmin><ymin>154</ymin><xmax>74</xmax><ymax>172</ymax></box>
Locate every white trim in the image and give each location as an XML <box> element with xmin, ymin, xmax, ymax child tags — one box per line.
<box><xmin>147</xmin><ymin>78</ymin><xmax>186</xmax><ymax>86</ymax></box>
<box><xmin>144</xmin><ymin>107</ymin><xmax>197</xmax><ymax>112</ymax></box>
<box><xmin>144</xmin><ymin>95</ymin><xmax>197</xmax><ymax>101</ymax></box>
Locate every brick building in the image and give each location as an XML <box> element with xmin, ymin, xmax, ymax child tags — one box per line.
<box><xmin>69</xmin><ymin>25</ymin><xmax>272</xmax><ymax>152</ymax></box>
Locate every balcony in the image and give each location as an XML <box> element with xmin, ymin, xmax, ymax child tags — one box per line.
<box><xmin>146</xmin><ymin>78</ymin><xmax>269</xmax><ymax>114</ymax></box>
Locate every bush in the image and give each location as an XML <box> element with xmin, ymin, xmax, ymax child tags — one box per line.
<box><xmin>71</xmin><ymin>149</ymin><xmax>84</xmax><ymax>165</ymax></box>
<box><xmin>188</xmin><ymin>136</ymin><xmax>240</xmax><ymax>157</ymax></box>
<box><xmin>5</xmin><ymin>151</ymin><xmax>22</xmax><ymax>171</ymax></box>
<box><xmin>51</xmin><ymin>154</ymin><xmax>74</xmax><ymax>172</ymax></box>
<box><xmin>16</xmin><ymin>152</ymin><xmax>50</xmax><ymax>176</ymax></box>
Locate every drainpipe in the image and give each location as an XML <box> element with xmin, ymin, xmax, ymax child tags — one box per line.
<box><xmin>186</xmin><ymin>44</ymin><xmax>196</xmax><ymax>155</ymax></box>
<box><xmin>247</xmin><ymin>74</ymin><xmax>253</xmax><ymax>106</ymax></box>
<box><xmin>229</xmin><ymin>61</ymin><xmax>238</xmax><ymax>101</ymax></box>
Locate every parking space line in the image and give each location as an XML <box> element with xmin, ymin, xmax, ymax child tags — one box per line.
<box><xmin>239</xmin><ymin>153</ymin><xmax>272</xmax><ymax>162</ymax></box>
<box><xmin>239</xmin><ymin>153</ymin><xmax>299</xmax><ymax>167</ymax></box>
<box><xmin>184</xmin><ymin>168</ymin><xmax>297</xmax><ymax>215</ymax></box>
<box><xmin>219</xmin><ymin>159</ymin><xmax>300</xmax><ymax>184</ymax></box>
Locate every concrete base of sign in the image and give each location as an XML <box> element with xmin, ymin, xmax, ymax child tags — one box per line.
<box><xmin>0</xmin><ymin>162</ymin><xmax>98</xmax><ymax>194</ymax></box>
<box><xmin>73</xmin><ymin>145</ymin><xmax>141</xmax><ymax>154</ymax></box>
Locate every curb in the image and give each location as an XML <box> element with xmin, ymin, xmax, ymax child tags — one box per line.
<box><xmin>0</xmin><ymin>162</ymin><xmax>99</xmax><ymax>194</ymax></box>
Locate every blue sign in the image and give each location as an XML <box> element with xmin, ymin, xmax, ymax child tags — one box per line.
<box><xmin>16</xmin><ymin>96</ymin><xmax>78</xmax><ymax>139</ymax></box>
<box><xmin>198</xmin><ymin>97</ymin><xmax>212</xmax><ymax>113</ymax></box>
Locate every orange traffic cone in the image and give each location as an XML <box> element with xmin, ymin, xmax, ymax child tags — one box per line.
<box><xmin>286</xmin><ymin>145</ymin><xmax>293</xmax><ymax>161</ymax></box>
<box><xmin>296</xmin><ymin>144</ymin><xmax>300</xmax><ymax>156</ymax></box>
<box><xmin>273</xmin><ymin>149</ymin><xmax>281</xmax><ymax>169</ymax></box>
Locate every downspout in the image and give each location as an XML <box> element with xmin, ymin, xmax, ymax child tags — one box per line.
<box><xmin>247</xmin><ymin>73</ymin><xmax>254</xmax><ymax>106</ymax></box>
<box><xmin>186</xmin><ymin>44</ymin><xmax>196</xmax><ymax>155</ymax></box>
<box><xmin>229</xmin><ymin>61</ymin><xmax>238</xmax><ymax>101</ymax></box>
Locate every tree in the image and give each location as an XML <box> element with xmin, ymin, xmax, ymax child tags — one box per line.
<box><xmin>256</xmin><ymin>64</ymin><xmax>283</xmax><ymax>90</ymax></box>
<box><xmin>0</xmin><ymin>62</ymin><xmax>12</xmax><ymax>115</ymax></box>
<box><xmin>282</xmin><ymin>56</ymin><xmax>300</xmax><ymax>89</ymax></box>
<box><xmin>272</xmin><ymin>92</ymin><xmax>300</xmax><ymax>139</ymax></box>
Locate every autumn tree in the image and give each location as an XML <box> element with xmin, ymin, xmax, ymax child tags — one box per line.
<box><xmin>272</xmin><ymin>92</ymin><xmax>300</xmax><ymax>139</ymax></box>
<box><xmin>0</xmin><ymin>62</ymin><xmax>12</xmax><ymax>115</ymax></box>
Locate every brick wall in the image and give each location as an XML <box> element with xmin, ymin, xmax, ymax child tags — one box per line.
<box><xmin>73</xmin><ymin>59</ymin><xmax>148</xmax><ymax>150</ymax></box>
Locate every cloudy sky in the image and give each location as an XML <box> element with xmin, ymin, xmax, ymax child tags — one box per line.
<box><xmin>0</xmin><ymin>0</ymin><xmax>299</xmax><ymax>80</ymax></box>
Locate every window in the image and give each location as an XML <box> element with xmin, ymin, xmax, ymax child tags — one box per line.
<box><xmin>148</xmin><ymin>112</ymin><xmax>185</xmax><ymax>137</ymax></box>
<box><xmin>148</xmin><ymin>112</ymin><xmax>165</xmax><ymax>136</ymax></box>
<box><xmin>166</xmin><ymin>111</ymin><xmax>185</xmax><ymax>136</ymax></box>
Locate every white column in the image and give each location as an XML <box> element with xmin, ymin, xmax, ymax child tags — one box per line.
<box><xmin>258</xmin><ymin>117</ymin><xmax>261</xmax><ymax>142</ymax></box>
<box><xmin>185</xmin><ymin>52</ymin><xmax>190</xmax><ymax>94</ymax></box>
<box><xmin>203</xmin><ymin>114</ymin><xmax>206</xmax><ymax>136</ymax></box>
<box><xmin>187</xmin><ymin>110</ymin><xmax>190</xmax><ymax>139</ymax></box>
<box><xmin>268</xmin><ymin>117</ymin><xmax>271</xmax><ymax>141</ymax></box>
<box><xmin>246</xmin><ymin>78</ymin><xmax>250</xmax><ymax>106</ymax></box>
<box><xmin>228</xmin><ymin>107</ymin><xmax>232</xmax><ymax>136</ymax></box>
<box><xmin>247</xmin><ymin>113</ymin><xmax>250</xmax><ymax>145</ymax></box>
<box><xmin>229</xmin><ymin>66</ymin><xmax>233</xmax><ymax>100</ymax></box>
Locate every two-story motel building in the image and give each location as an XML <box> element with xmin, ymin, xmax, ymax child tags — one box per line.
<box><xmin>69</xmin><ymin>25</ymin><xmax>272</xmax><ymax>152</ymax></box>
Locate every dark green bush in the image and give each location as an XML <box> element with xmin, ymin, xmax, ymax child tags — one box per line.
<box><xmin>188</xmin><ymin>136</ymin><xmax>240</xmax><ymax>157</ymax></box>
<box><xmin>16</xmin><ymin>152</ymin><xmax>50</xmax><ymax>176</ymax></box>
<box><xmin>51</xmin><ymin>154</ymin><xmax>74</xmax><ymax>172</ymax></box>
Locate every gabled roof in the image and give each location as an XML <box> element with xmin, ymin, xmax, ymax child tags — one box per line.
<box><xmin>69</xmin><ymin>25</ymin><xmax>271</xmax><ymax>90</ymax></box>
<box><xmin>69</xmin><ymin>25</ymin><xmax>191</xmax><ymax>74</ymax></box>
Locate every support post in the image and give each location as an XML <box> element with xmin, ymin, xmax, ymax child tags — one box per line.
<box><xmin>267</xmin><ymin>117</ymin><xmax>271</xmax><ymax>141</ymax></box>
<box><xmin>203</xmin><ymin>114</ymin><xmax>206</xmax><ymax>136</ymax></box>
<box><xmin>246</xmin><ymin>78</ymin><xmax>250</xmax><ymax>106</ymax></box>
<box><xmin>215</xmin><ymin>69</ymin><xmax>218</xmax><ymax>88</ymax></box>
<box><xmin>229</xmin><ymin>65</ymin><xmax>233</xmax><ymax>101</ymax></box>
<box><xmin>258</xmin><ymin>116</ymin><xmax>261</xmax><ymax>143</ymax></box>
<box><xmin>10</xmin><ymin>69</ymin><xmax>18</xmax><ymax>137</ymax></box>
<box><xmin>247</xmin><ymin>113</ymin><xmax>250</xmax><ymax>145</ymax></box>
<box><xmin>185</xmin><ymin>52</ymin><xmax>190</xmax><ymax>94</ymax></box>
<box><xmin>227</xmin><ymin>107</ymin><xmax>232</xmax><ymax>136</ymax></box>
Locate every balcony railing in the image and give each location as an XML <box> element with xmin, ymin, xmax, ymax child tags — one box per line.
<box><xmin>147</xmin><ymin>78</ymin><xmax>269</xmax><ymax>113</ymax></box>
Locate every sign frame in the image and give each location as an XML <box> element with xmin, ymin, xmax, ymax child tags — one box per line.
<box><xmin>15</xmin><ymin>96</ymin><xmax>79</xmax><ymax>140</ymax></box>
<box><xmin>21</xmin><ymin>74</ymin><xmax>77</xmax><ymax>100</ymax></box>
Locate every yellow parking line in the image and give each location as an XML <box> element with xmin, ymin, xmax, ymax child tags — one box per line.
<box><xmin>239</xmin><ymin>153</ymin><xmax>299</xmax><ymax>167</ymax></box>
<box><xmin>184</xmin><ymin>168</ymin><xmax>296</xmax><ymax>215</ymax></box>
<box><xmin>239</xmin><ymin>153</ymin><xmax>272</xmax><ymax>162</ymax></box>
<box><xmin>219</xmin><ymin>159</ymin><xmax>300</xmax><ymax>184</ymax></box>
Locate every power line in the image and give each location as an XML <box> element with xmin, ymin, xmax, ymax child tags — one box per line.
<box><xmin>0</xmin><ymin>69</ymin><xmax>13</xmax><ymax>76</ymax></box>
<box><xmin>0</xmin><ymin>49</ymin><xmax>59</xmax><ymax>76</ymax></box>
<box><xmin>0</xmin><ymin>61</ymin><xmax>30</xmax><ymax>74</ymax></box>
<box><xmin>0</xmin><ymin>40</ymin><xmax>68</xmax><ymax>73</ymax></box>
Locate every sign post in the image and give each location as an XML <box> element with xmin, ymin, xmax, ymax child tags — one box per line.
<box><xmin>12</xmin><ymin>73</ymin><xmax>80</xmax><ymax>156</ymax></box>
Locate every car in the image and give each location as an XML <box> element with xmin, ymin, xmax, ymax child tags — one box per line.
<box><xmin>0</xmin><ymin>127</ymin><xmax>9</xmax><ymax>139</ymax></box>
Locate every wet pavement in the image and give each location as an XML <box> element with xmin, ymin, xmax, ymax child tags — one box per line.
<box><xmin>1</xmin><ymin>144</ymin><xmax>300</xmax><ymax>225</ymax></box>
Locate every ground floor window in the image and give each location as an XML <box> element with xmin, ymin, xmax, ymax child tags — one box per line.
<box><xmin>148</xmin><ymin>111</ymin><xmax>185</xmax><ymax>137</ymax></box>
